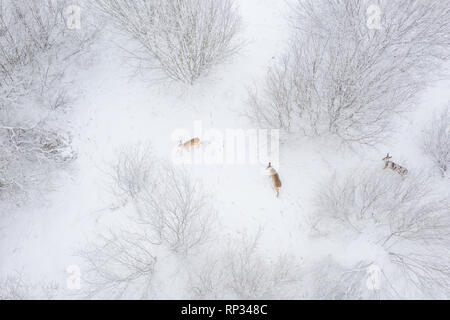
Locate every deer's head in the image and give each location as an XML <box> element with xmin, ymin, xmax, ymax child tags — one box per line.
<box><xmin>382</xmin><ymin>153</ymin><xmax>392</xmax><ymax>161</ymax></box>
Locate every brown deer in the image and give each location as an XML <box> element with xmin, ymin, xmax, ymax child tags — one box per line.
<box><xmin>382</xmin><ymin>153</ymin><xmax>408</xmax><ymax>176</ymax></box>
<box><xmin>178</xmin><ymin>137</ymin><xmax>201</xmax><ymax>151</ymax></box>
<box><xmin>266</xmin><ymin>162</ymin><xmax>282</xmax><ymax>197</ymax></box>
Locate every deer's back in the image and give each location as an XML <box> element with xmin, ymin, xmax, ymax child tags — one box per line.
<box><xmin>271</xmin><ymin>173</ymin><xmax>282</xmax><ymax>188</ymax></box>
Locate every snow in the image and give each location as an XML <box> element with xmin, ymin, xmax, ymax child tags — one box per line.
<box><xmin>1</xmin><ymin>0</ymin><xmax>449</xmax><ymax>299</ymax></box>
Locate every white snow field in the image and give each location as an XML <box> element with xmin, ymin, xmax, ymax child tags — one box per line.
<box><xmin>0</xmin><ymin>0</ymin><xmax>449</xmax><ymax>299</ymax></box>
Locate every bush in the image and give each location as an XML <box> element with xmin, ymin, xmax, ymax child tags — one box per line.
<box><xmin>312</xmin><ymin>168</ymin><xmax>450</xmax><ymax>298</ymax></box>
<box><xmin>190</xmin><ymin>232</ymin><xmax>301</xmax><ymax>299</ymax></box>
<box><xmin>110</xmin><ymin>144</ymin><xmax>216</xmax><ymax>255</ymax></box>
<box><xmin>0</xmin><ymin>125</ymin><xmax>76</xmax><ymax>209</ymax></box>
<box><xmin>0</xmin><ymin>0</ymin><xmax>96</xmax><ymax>209</ymax></box>
<box><xmin>80</xmin><ymin>230</ymin><xmax>157</xmax><ymax>299</ymax></box>
<box><xmin>94</xmin><ymin>0</ymin><xmax>242</xmax><ymax>84</ymax></box>
<box><xmin>0</xmin><ymin>273</ymin><xmax>59</xmax><ymax>300</ymax></box>
<box><xmin>109</xmin><ymin>143</ymin><xmax>155</xmax><ymax>203</ymax></box>
<box><xmin>81</xmin><ymin>144</ymin><xmax>216</xmax><ymax>298</ymax></box>
<box><xmin>305</xmin><ymin>257</ymin><xmax>398</xmax><ymax>299</ymax></box>
<box><xmin>0</xmin><ymin>0</ymin><xmax>96</xmax><ymax>114</ymax></box>
<box><xmin>422</xmin><ymin>104</ymin><xmax>450</xmax><ymax>177</ymax></box>
<box><xmin>248</xmin><ymin>0</ymin><xmax>450</xmax><ymax>146</ymax></box>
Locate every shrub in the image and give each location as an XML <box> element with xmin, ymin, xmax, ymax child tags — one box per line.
<box><xmin>190</xmin><ymin>232</ymin><xmax>301</xmax><ymax>299</ymax></box>
<box><xmin>248</xmin><ymin>0</ymin><xmax>450</xmax><ymax>146</ymax></box>
<box><xmin>94</xmin><ymin>0</ymin><xmax>242</xmax><ymax>84</ymax></box>
<box><xmin>422</xmin><ymin>104</ymin><xmax>450</xmax><ymax>177</ymax></box>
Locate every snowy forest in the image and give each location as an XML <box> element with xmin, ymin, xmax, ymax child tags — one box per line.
<box><xmin>0</xmin><ymin>0</ymin><xmax>449</xmax><ymax>300</ymax></box>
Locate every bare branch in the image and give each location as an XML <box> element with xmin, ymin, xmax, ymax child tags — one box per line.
<box><xmin>190</xmin><ymin>232</ymin><xmax>302</xmax><ymax>299</ymax></box>
<box><xmin>421</xmin><ymin>103</ymin><xmax>450</xmax><ymax>177</ymax></box>
<box><xmin>312</xmin><ymin>168</ymin><xmax>450</xmax><ymax>297</ymax></box>
<box><xmin>248</xmin><ymin>0</ymin><xmax>450</xmax><ymax>146</ymax></box>
<box><xmin>93</xmin><ymin>0</ymin><xmax>243</xmax><ymax>84</ymax></box>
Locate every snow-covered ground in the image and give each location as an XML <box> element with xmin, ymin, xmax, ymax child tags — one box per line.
<box><xmin>1</xmin><ymin>0</ymin><xmax>449</xmax><ymax>299</ymax></box>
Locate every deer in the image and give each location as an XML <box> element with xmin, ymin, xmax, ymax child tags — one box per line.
<box><xmin>178</xmin><ymin>137</ymin><xmax>201</xmax><ymax>151</ymax></box>
<box><xmin>382</xmin><ymin>153</ymin><xmax>408</xmax><ymax>176</ymax></box>
<box><xmin>266</xmin><ymin>162</ymin><xmax>282</xmax><ymax>197</ymax></box>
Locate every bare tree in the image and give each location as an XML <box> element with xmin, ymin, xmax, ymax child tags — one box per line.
<box><xmin>109</xmin><ymin>144</ymin><xmax>216</xmax><ymax>255</ymax></box>
<box><xmin>80</xmin><ymin>230</ymin><xmax>157</xmax><ymax>299</ymax></box>
<box><xmin>134</xmin><ymin>165</ymin><xmax>216</xmax><ymax>255</ymax></box>
<box><xmin>5</xmin><ymin>126</ymin><xmax>76</xmax><ymax>164</ymax></box>
<box><xmin>312</xmin><ymin>168</ymin><xmax>450</xmax><ymax>298</ymax></box>
<box><xmin>422</xmin><ymin>104</ymin><xmax>450</xmax><ymax>177</ymax></box>
<box><xmin>0</xmin><ymin>124</ymin><xmax>77</xmax><ymax>211</ymax></box>
<box><xmin>109</xmin><ymin>143</ymin><xmax>155</xmax><ymax>204</ymax></box>
<box><xmin>81</xmin><ymin>144</ymin><xmax>216</xmax><ymax>298</ymax></box>
<box><xmin>248</xmin><ymin>0</ymin><xmax>450</xmax><ymax>146</ymax></box>
<box><xmin>190</xmin><ymin>232</ymin><xmax>302</xmax><ymax>299</ymax></box>
<box><xmin>93</xmin><ymin>0</ymin><xmax>242</xmax><ymax>84</ymax></box>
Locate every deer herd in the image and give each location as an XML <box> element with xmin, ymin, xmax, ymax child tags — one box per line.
<box><xmin>178</xmin><ymin>138</ymin><xmax>408</xmax><ymax>198</ymax></box>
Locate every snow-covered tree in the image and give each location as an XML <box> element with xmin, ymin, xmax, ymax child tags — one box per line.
<box><xmin>422</xmin><ymin>104</ymin><xmax>450</xmax><ymax>177</ymax></box>
<box><xmin>0</xmin><ymin>0</ymin><xmax>97</xmax><ymax>209</ymax></box>
<box><xmin>304</xmin><ymin>257</ymin><xmax>399</xmax><ymax>300</ymax></box>
<box><xmin>0</xmin><ymin>125</ymin><xmax>76</xmax><ymax>209</ymax></box>
<box><xmin>0</xmin><ymin>272</ymin><xmax>59</xmax><ymax>300</ymax></box>
<box><xmin>311</xmin><ymin>168</ymin><xmax>450</xmax><ymax>298</ymax></box>
<box><xmin>80</xmin><ymin>145</ymin><xmax>216</xmax><ymax>298</ymax></box>
<box><xmin>0</xmin><ymin>0</ymin><xmax>96</xmax><ymax>116</ymax></box>
<box><xmin>93</xmin><ymin>0</ymin><xmax>242</xmax><ymax>84</ymax></box>
<box><xmin>248</xmin><ymin>0</ymin><xmax>450</xmax><ymax>146</ymax></box>
<box><xmin>109</xmin><ymin>144</ymin><xmax>216</xmax><ymax>255</ymax></box>
<box><xmin>80</xmin><ymin>229</ymin><xmax>158</xmax><ymax>299</ymax></box>
<box><xmin>190</xmin><ymin>232</ymin><xmax>302</xmax><ymax>299</ymax></box>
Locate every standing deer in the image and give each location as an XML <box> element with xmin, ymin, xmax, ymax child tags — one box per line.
<box><xmin>266</xmin><ymin>162</ymin><xmax>282</xmax><ymax>197</ymax></box>
<box><xmin>178</xmin><ymin>137</ymin><xmax>201</xmax><ymax>151</ymax></box>
<box><xmin>382</xmin><ymin>153</ymin><xmax>408</xmax><ymax>176</ymax></box>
